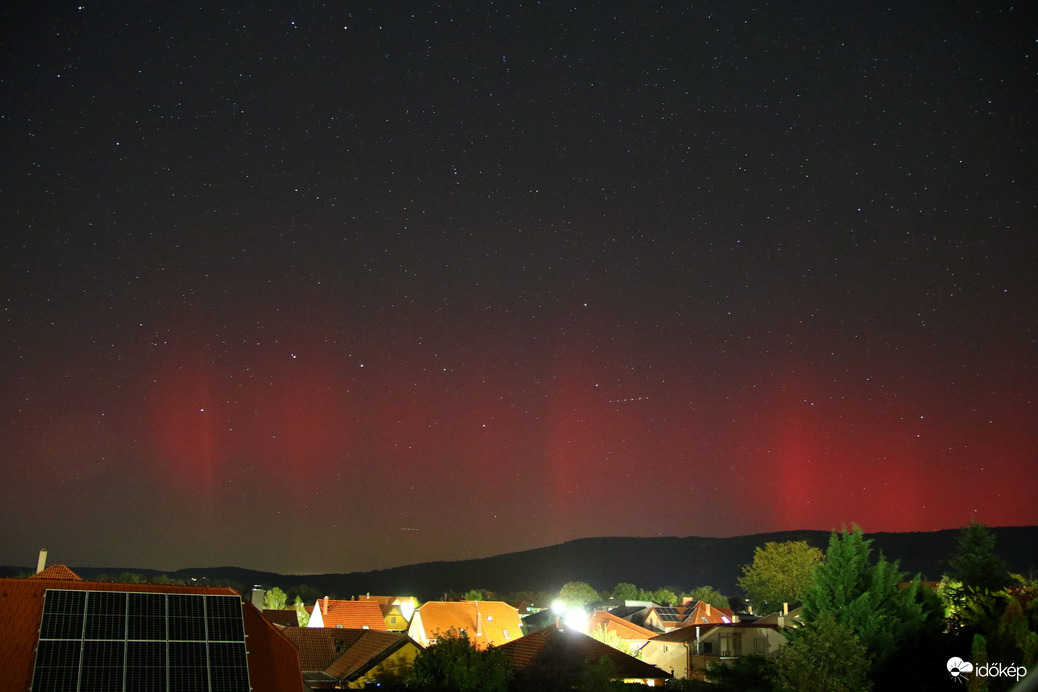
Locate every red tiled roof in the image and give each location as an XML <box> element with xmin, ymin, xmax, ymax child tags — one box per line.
<box><xmin>28</xmin><ymin>564</ymin><xmax>82</xmax><ymax>581</ymax></box>
<box><xmin>498</xmin><ymin>625</ymin><xmax>671</xmax><ymax>682</ymax></box>
<box><xmin>651</xmin><ymin>600</ymin><xmax>734</xmax><ymax>628</ymax></box>
<box><xmin>587</xmin><ymin>610</ymin><xmax>657</xmax><ymax>640</ymax></box>
<box><xmin>312</xmin><ymin>598</ymin><xmax>388</xmax><ymax>630</ymax></box>
<box><xmin>284</xmin><ymin>627</ymin><xmax>366</xmax><ymax>671</ymax></box>
<box><xmin>281</xmin><ymin>627</ymin><xmax>417</xmax><ymax>683</ymax></box>
<box><xmin>683</xmin><ymin>600</ymin><xmax>734</xmax><ymax>624</ymax></box>
<box><xmin>0</xmin><ymin>576</ymin><xmax>304</xmax><ymax>692</ymax></box>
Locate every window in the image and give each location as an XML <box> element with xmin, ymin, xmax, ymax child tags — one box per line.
<box><xmin>390</xmin><ymin>616</ymin><xmax>397</xmax><ymax>624</ymax></box>
<box><xmin>502</xmin><ymin>629</ymin><xmax>510</xmax><ymax>639</ymax></box>
<box><xmin>702</xmin><ymin>642</ymin><xmax>713</xmax><ymax>655</ymax></box>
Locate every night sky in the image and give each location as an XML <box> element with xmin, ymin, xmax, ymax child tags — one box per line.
<box><xmin>2</xmin><ymin>2</ymin><xmax>1035</xmax><ymax>576</ymax></box>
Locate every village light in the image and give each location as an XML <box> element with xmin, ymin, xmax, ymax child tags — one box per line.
<box><xmin>563</xmin><ymin>607</ymin><xmax>588</xmax><ymax>633</ymax></box>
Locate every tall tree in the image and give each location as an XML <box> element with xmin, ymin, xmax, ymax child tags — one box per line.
<box><xmin>262</xmin><ymin>586</ymin><xmax>287</xmax><ymax>610</ymax></box>
<box><xmin>685</xmin><ymin>585</ymin><xmax>730</xmax><ymax>609</ymax></box>
<box><xmin>652</xmin><ymin>588</ymin><xmax>678</xmax><ymax>607</ymax></box>
<box><xmin>292</xmin><ymin>595</ymin><xmax>311</xmax><ymax>627</ymax></box>
<box><xmin>738</xmin><ymin>540</ymin><xmax>823</xmax><ymax>612</ymax></box>
<box><xmin>774</xmin><ymin>611</ymin><xmax>872</xmax><ymax>692</ymax></box>
<box><xmin>408</xmin><ymin>629</ymin><xmax>514</xmax><ymax>692</ymax></box>
<box><xmin>801</xmin><ymin>525</ymin><xmax>943</xmax><ymax>685</ymax></box>
<box><xmin>949</xmin><ymin>520</ymin><xmax>1011</xmax><ymax>592</ymax></box>
<box><xmin>557</xmin><ymin>581</ymin><xmax>600</xmax><ymax>608</ymax></box>
<box><xmin>610</xmin><ymin>583</ymin><xmax>640</xmax><ymax>602</ymax></box>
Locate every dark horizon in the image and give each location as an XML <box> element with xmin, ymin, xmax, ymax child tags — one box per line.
<box><xmin>9</xmin><ymin>523</ymin><xmax>1036</xmax><ymax>578</ymax></box>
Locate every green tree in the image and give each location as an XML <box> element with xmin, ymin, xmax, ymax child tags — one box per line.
<box><xmin>685</xmin><ymin>585</ymin><xmax>730</xmax><ymax>609</ymax></box>
<box><xmin>969</xmin><ymin>633</ymin><xmax>989</xmax><ymax>692</ymax></box>
<box><xmin>652</xmin><ymin>588</ymin><xmax>678</xmax><ymax>606</ymax></box>
<box><xmin>949</xmin><ymin>520</ymin><xmax>1011</xmax><ymax>592</ymax></box>
<box><xmin>700</xmin><ymin>655</ymin><xmax>775</xmax><ymax>691</ymax></box>
<box><xmin>738</xmin><ymin>540</ymin><xmax>823</xmax><ymax>613</ymax></box>
<box><xmin>949</xmin><ymin>573</ymin><xmax>1038</xmax><ymax>689</ymax></box>
<box><xmin>262</xmin><ymin>586</ymin><xmax>287</xmax><ymax>610</ymax></box>
<box><xmin>774</xmin><ymin>611</ymin><xmax>872</xmax><ymax>692</ymax></box>
<box><xmin>408</xmin><ymin>628</ymin><xmax>514</xmax><ymax>692</ymax></box>
<box><xmin>557</xmin><ymin>581</ymin><xmax>600</xmax><ymax>608</ymax></box>
<box><xmin>801</xmin><ymin>525</ymin><xmax>943</xmax><ymax>683</ymax></box>
<box><xmin>292</xmin><ymin>595</ymin><xmax>310</xmax><ymax>627</ymax></box>
<box><xmin>587</xmin><ymin>624</ymin><xmax>640</xmax><ymax>658</ymax></box>
<box><xmin>610</xmin><ymin>582</ymin><xmax>640</xmax><ymax>601</ymax></box>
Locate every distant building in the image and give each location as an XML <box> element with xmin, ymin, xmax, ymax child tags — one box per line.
<box><xmin>640</xmin><ymin>622</ymin><xmax>787</xmax><ymax>680</ymax></box>
<box><xmin>498</xmin><ymin>624</ymin><xmax>672</xmax><ymax>687</ymax></box>
<box><xmin>0</xmin><ymin>564</ymin><xmax>305</xmax><ymax>692</ymax></box>
<box><xmin>350</xmin><ymin>594</ymin><xmax>419</xmax><ymax>632</ymax></box>
<box><xmin>308</xmin><ymin>597</ymin><xmax>388</xmax><ymax>630</ymax></box>
<box><xmin>586</xmin><ymin>609</ymin><xmax>658</xmax><ymax>653</ymax></box>
<box><xmin>407</xmin><ymin>600</ymin><xmax>522</xmax><ymax>650</ymax></box>
<box><xmin>644</xmin><ymin>598</ymin><xmax>735</xmax><ymax>632</ymax></box>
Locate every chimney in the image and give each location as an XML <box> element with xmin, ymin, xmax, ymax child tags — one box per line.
<box><xmin>251</xmin><ymin>588</ymin><xmax>265</xmax><ymax>609</ymax></box>
<box><xmin>36</xmin><ymin>549</ymin><xmax>48</xmax><ymax>574</ymax></box>
<box><xmin>705</xmin><ymin>603</ymin><xmax>711</xmax><ymax>617</ymax></box>
<box><xmin>783</xmin><ymin>602</ymin><xmax>789</xmax><ymax>615</ymax></box>
<box><xmin>323</xmin><ymin>596</ymin><xmax>329</xmax><ymax>615</ymax></box>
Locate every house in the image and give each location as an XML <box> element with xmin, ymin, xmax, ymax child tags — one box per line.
<box><xmin>498</xmin><ymin>624</ymin><xmax>672</xmax><ymax>687</ymax></box>
<box><xmin>308</xmin><ymin>597</ymin><xmax>388</xmax><ymax>630</ymax></box>
<box><xmin>640</xmin><ymin>622</ymin><xmax>787</xmax><ymax>680</ymax></box>
<box><xmin>606</xmin><ymin>602</ymin><xmax>655</xmax><ymax>628</ymax></box>
<box><xmin>0</xmin><ymin>564</ymin><xmax>305</xmax><ymax>692</ymax></box>
<box><xmin>282</xmin><ymin>626</ymin><xmax>421</xmax><ymax>688</ymax></box>
<box><xmin>586</xmin><ymin>609</ymin><xmax>657</xmax><ymax>654</ymax></box>
<box><xmin>352</xmin><ymin>594</ymin><xmax>419</xmax><ymax>632</ymax></box>
<box><xmin>407</xmin><ymin>600</ymin><xmax>522</xmax><ymax>650</ymax></box>
<box><xmin>754</xmin><ymin>603</ymin><xmax>803</xmax><ymax>628</ymax></box>
<box><xmin>644</xmin><ymin>599</ymin><xmax>735</xmax><ymax>632</ymax></box>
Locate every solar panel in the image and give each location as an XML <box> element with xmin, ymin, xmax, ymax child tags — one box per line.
<box><xmin>31</xmin><ymin>589</ymin><xmax>251</xmax><ymax>692</ymax></box>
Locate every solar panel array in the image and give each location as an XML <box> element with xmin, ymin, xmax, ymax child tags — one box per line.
<box><xmin>31</xmin><ymin>589</ymin><xmax>251</xmax><ymax>692</ymax></box>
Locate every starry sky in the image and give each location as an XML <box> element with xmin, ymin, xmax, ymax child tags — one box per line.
<box><xmin>2</xmin><ymin>2</ymin><xmax>1036</xmax><ymax>575</ymax></box>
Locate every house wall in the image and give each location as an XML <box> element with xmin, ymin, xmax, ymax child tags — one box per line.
<box><xmin>639</xmin><ymin>640</ymin><xmax>690</xmax><ymax>679</ymax></box>
<box><xmin>407</xmin><ymin>612</ymin><xmax>430</xmax><ymax>648</ymax></box>
<box><xmin>384</xmin><ymin>605</ymin><xmax>405</xmax><ymax>631</ymax></box>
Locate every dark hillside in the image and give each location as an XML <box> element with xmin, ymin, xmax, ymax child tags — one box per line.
<box><xmin>5</xmin><ymin>526</ymin><xmax>1034</xmax><ymax>602</ymax></box>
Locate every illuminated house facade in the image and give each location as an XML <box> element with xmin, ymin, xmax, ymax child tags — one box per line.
<box><xmin>350</xmin><ymin>594</ymin><xmax>419</xmax><ymax>632</ymax></box>
<box><xmin>407</xmin><ymin>600</ymin><xmax>522</xmax><ymax>650</ymax></box>
<box><xmin>640</xmin><ymin>622</ymin><xmax>787</xmax><ymax>680</ymax></box>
